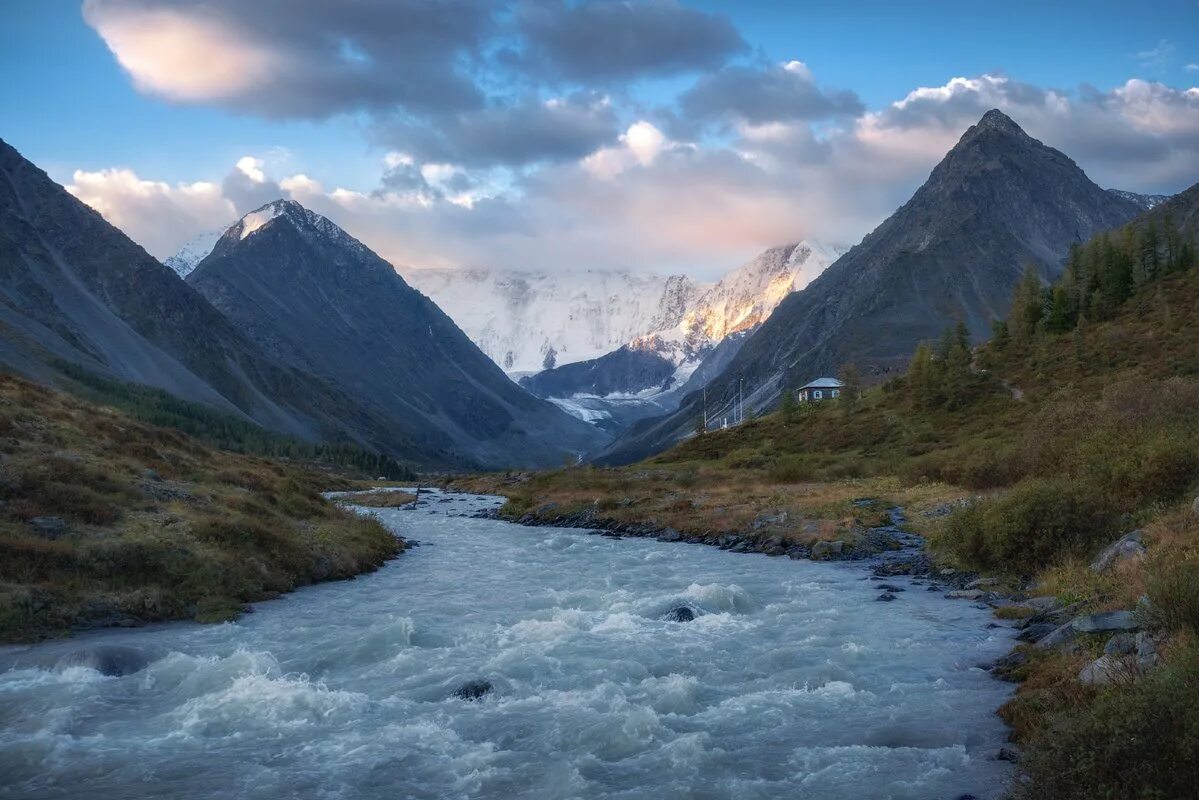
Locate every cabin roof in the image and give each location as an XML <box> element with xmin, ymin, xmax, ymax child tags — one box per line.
<box><xmin>798</xmin><ymin>377</ymin><xmax>844</xmax><ymax>390</ymax></box>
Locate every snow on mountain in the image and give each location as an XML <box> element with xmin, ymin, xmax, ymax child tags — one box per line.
<box><xmin>401</xmin><ymin>268</ymin><xmax>706</xmax><ymax>374</ymax></box>
<box><xmin>1107</xmin><ymin>189</ymin><xmax>1172</xmax><ymax>211</ymax></box>
<box><xmin>629</xmin><ymin>240</ymin><xmax>847</xmax><ymax>367</ymax></box>
<box><xmin>163</xmin><ymin>227</ymin><xmax>225</xmax><ymax>278</ymax></box>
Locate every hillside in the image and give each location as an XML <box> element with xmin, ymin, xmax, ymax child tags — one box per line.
<box><xmin>0</xmin><ymin>372</ymin><xmax>402</xmax><ymax>643</ymax></box>
<box><xmin>603</xmin><ymin>109</ymin><xmax>1142</xmax><ymax>464</ymax></box>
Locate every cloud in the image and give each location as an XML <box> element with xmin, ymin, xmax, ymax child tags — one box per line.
<box><xmin>514</xmin><ymin>0</ymin><xmax>746</xmax><ymax>83</ymax></box>
<box><xmin>221</xmin><ymin>156</ymin><xmax>284</xmax><ymax>214</ymax></box>
<box><xmin>69</xmin><ymin>70</ymin><xmax>1199</xmax><ymax>282</ymax></box>
<box><xmin>1186</xmin><ymin>63</ymin><xmax>1199</xmax><ymax>73</ymax></box>
<box><xmin>66</xmin><ymin>168</ymin><xmax>235</xmax><ymax>258</ymax></box>
<box><xmin>680</xmin><ymin>60</ymin><xmax>864</xmax><ymax>126</ymax></box>
<box><xmin>82</xmin><ymin>0</ymin><xmax>491</xmax><ymax>118</ymax></box>
<box><xmin>375</xmin><ymin>93</ymin><xmax>620</xmax><ymax>166</ymax></box>
<box><xmin>1135</xmin><ymin>39</ymin><xmax>1175</xmax><ymax>72</ymax></box>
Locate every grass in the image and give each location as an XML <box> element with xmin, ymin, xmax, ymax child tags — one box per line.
<box><xmin>335</xmin><ymin>491</ymin><xmax>418</xmax><ymax>508</ymax></box>
<box><xmin>0</xmin><ymin>373</ymin><xmax>403</xmax><ymax>643</ymax></box>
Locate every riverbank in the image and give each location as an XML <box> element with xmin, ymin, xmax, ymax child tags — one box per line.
<box><xmin>0</xmin><ymin>374</ymin><xmax>405</xmax><ymax>643</ymax></box>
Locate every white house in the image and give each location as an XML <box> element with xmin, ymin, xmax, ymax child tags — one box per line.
<box><xmin>796</xmin><ymin>377</ymin><xmax>844</xmax><ymax>402</ymax></box>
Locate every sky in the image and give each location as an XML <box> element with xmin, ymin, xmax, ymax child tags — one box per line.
<box><xmin>1</xmin><ymin>1</ymin><xmax>1197</xmax><ymax>279</ymax></box>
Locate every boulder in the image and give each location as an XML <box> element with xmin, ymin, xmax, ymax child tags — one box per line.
<box><xmin>1017</xmin><ymin>622</ymin><xmax>1059</xmax><ymax>643</ymax></box>
<box><xmin>997</xmin><ymin>745</ymin><xmax>1022</xmax><ymax>763</ymax></box>
<box><xmin>1022</xmin><ymin>596</ymin><xmax>1062</xmax><ymax>613</ymax></box>
<box><xmin>1104</xmin><ymin>633</ymin><xmax>1137</xmax><ymax>656</ymax></box>
<box><xmin>810</xmin><ymin>540</ymin><xmax>846</xmax><ymax>560</ymax></box>
<box><xmin>946</xmin><ymin>590</ymin><xmax>985</xmax><ymax>601</ymax></box>
<box><xmin>453</xmin><ymin>679</ymin><xmax>492</xmax><ymax>701</ymax></box>
<box><xmin>1035</xmin><ymin>620</ymin><xmax>1079</xmax><ymax>650</ymax></box>
<box><xmin>966</xmin><ymin>577</ymin><xmax>999</xmax><ymax>589</ymax></box>
<box><xmin>665</xmin><ymin>606</ymin><xmax>696</xmax><ymax>622</ymax></box>
<box><xmin>1073</xmin><ymin>610</ymin><xmax>1139</xmax><ymax>634</ymax></box>
<box><xmin>657</xmin><ymin>528</ymin><xmax>682</xmax><ymax>543</ymax></box>
<box><xmin>28</xmin><ymin>516</ymin><xmax>68</xmax><ymax>539</ymax></box>
<box><xmin>1135</xmin><ymin>632</ymin><xmax>1159</xmax><ymax>670</ymax></box>
<box><xmin>875</xmin><ymin>593</ymin><xmax>897</xmax><ymax>602</ymax></box>
<box><xmin>1079</xmin><ymin>655</ymin><xmax>1133</xmax><ymax>686</ymax></box>
<box><xmin>1089</xmin><ymin>530</ymin><xmax>1146</xmax><ymax>572</ymax></box>
<box><xmin>56</xmin><ymin>645</ymin><xmax>151</xmax><ymax>677</ymax></box>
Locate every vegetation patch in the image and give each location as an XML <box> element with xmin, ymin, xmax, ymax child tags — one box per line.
<box><xmin>0</xmin><ymin>373</ymin><xmax>403</xmax><ymax>643</ymax></box>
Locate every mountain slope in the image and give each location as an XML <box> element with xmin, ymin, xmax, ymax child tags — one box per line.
<box><xmin>0</xmin><ymin>137</ymin><xmax>398</xmax><ymax>451</ymax></box>
<box><xmin>601</xmin><ymin>109</ymin><xmax>1143</xmax><ymax>463</ymax></box>
<box><xmin>188</xmin><ymin>200</ymin><xmax>606</xmax><ymax>469</ymax></box>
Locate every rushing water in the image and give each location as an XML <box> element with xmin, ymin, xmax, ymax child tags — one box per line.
<box><xmin>1</xmin><ymin>490</ymin><xmax>1015</xmax><ymax>800</ymax></box>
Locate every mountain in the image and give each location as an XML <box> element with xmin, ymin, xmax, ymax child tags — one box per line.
<box><xmin>187</xmin><ymin>200</ymin><xmax>606</xmax><ymax>469</ymax></box>
<box><xmin>1107</xmin><ymin>189</ymin><xmax>1172</xmax><ymax>211</ymax></box>
<box><xmin>600</xmin><ymin>109</ymin><xmax>1144</xmax><ymax>464</ymax></box>
<box><xmin>163</xmin><ymin>227</ymin><xmax>226</xmax><ymax>278</ymax></box>
<box><xmin>402</xmin><ymin>267</ymin><xmax>704</xmax><ymax>374</ymax></box>
<box><xmin>512</xmin><ymin>239</ymin><xmax>843</xmax><ymax>432</ymax></box>
<box><xmin>0</xmin><ymin>137</ymin><xmax>399</xmax><ymax>449</ymax></box>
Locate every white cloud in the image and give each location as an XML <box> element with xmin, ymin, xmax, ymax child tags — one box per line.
<box><xmin>236</xmin><ymin>156</ymin><xmax>267</xmax><ymax>183</ymax></box>
<box><xmin>66</xmin><ymin>167</ymin><xmax>235</xmax><ymax>258</ymax></box>
<box><xmin>83</xmin><ymin>1</ymin><xmax>279</xmax><ymax>103</ymax></box>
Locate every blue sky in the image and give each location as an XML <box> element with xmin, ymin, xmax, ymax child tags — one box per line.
<box><xmin>2</xmin><ymin>1</ymin><xmax>1197</xmax><ymax>276</ymax></box>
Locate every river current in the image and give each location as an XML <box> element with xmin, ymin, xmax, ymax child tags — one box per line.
<box><xmin>0</xmin><ymin>489</ymin><xmax>1014</xmax><ymax>799</ymax></box>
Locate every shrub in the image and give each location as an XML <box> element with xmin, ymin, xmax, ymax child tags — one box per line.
<box><xmin>767</xmin><ymin>454</ymin><xmax>814</xmax><ymax>483</ymax></box>
<box><xmin>940</xmin><ymin>477</ymin><xmax>1117</xmax><ymax>574</ymax></box>
<box><xmin>1017</xmin><ymin>641</ymin><xmax>1199</xmax><ymax>800</ymax></box>
<box><xmin>1147</xmin><ymin>555</ymin><xmax>1199</xmax><ymax>636</ymax></box>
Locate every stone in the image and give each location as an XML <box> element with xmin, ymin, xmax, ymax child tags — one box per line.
<box><xmin>28</xmin><ymin>516</ymin><xmax>68</xmax><ymax>539</ymax></box>
<box><xmin>665</xmin><ymin>606</ymin><xmax>695</xmax><ymax>622</ymax></box>
<box><xmin>1072</xmin><ymin>610</ymin><xmax>1139</xmax><ymax>634</ymax></box>
<box><xmin>945</xmin><ymin>590</ymin><xmax>985</xmax><ymax>600</ymax></box>
<box><xmin>938</xmin><ymin>568</ymin><xmax>957</xmax><ymax>576</ymax></box>
<box><xmin>657</xmin><ymin>528</ymin><xmax>682</xmax><ymax>543</ymax></box>
<box><xmin>453</xmin><ymin>679</ymin><xmax>492</xmax><ymax>701</ymax></box>
<box><xmin>810</xmin><ymin>540</ymin><xmax>846</xmax><ymax>560</ymax></box>
<box><xmin>966</xmin><ymin>577</ymin><xmax>999</xmax><ymax>589</ymax></box>
<box><xmin>875</xmin><ymin>593</ymin><xmax>897</xmax><ymax>602</ymax></box>
<box><xmin>1035</xmin><ymin>620</ymin><xmax>1079</xmax><ymax>650</ymax></box>
<box><xmin>997</xmin><ymin>745</ymin><xmax>1021</xmax><ymax>763</ymax></box>
<box><xmin>312</xmin><ymin>555</ymin><xmax>334</xmax><ymax>581</ymax></box>
<box><xmin>1079</xmin><ymin>655</ymin><xmax>1132</xmax><ymax>686</ymax></box>
<box><xmin>875</xmin><ymin>584</ymin><xmax>905</xmax><ymax>592</ymax></box>
<box><xmin>1022</xmin><ymin>596</ymin><xmax>1062</xmax><ymax>613</ymax></box>
<box><xmin>56</xmin><ymin>645</ymin><xmax>151</xmax><ymax>677</ymax></box>
<box><xmin>1192</xmin><ymin>496</ymin><xmax>1199</xmax><ymax>517</ymax></box>
<box><xmin>1135</xmin><ymin>632</ymin><xmax>1159</xmax><ymax>670</ymax></box>
<box><xmin>1104</xmin><ymin>633</ymin><xmax>1137</xmax><ymax>656</ymax></box>
<box><xmin>1089</xmin><ymin>530</ymin><xmax>1146</xmax><ymax>572</ymax></box>
<box><xmin>1017</xmin><ymin>622</ymin><xmax>1059</xmax><ymax>643</ymax></box>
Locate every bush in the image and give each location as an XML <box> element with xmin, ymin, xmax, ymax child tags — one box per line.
<box><xmin>940</xmin><ymin>477</ymin><xmax>1117</xmax><ymax>574</ymax></box>
<box><xmin>1017</xmin><ymin>642</ymin><xmax>1199</xmax><ymax>800</ymax></box>
<box><xmin>767</xmin><ymin>454</ymin><xmax>815</xmax><ymax>483</ymax></box>
<box><xmin>1147</xmin><ymin>555</ymin><xmax>1199</xmax><ymax>636</ymax></box>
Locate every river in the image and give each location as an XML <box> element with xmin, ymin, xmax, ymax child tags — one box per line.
<box><xmin>0</xmin><ymin>489</ymin><xmax>1014</xmax><ymax>799</ymax></box>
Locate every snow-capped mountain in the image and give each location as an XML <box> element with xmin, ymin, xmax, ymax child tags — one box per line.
<box><xmin>629</xmin><ymin>240</ymin><xmax>846</xmax><ymax>367</ymax></box>
<box><xmin>506</xmin><ymin>239</ymin><xmax>846</xmax><ymax>431</ymax></box>
<box><xmin>402</xmin><ymin>268</ymin><xmax>706</xmax><ymax>374</ymax></box>
<box><xmin>163</xmin><ymin>227</ymin><xmax>225</xmax><ymax>277</ymax></box>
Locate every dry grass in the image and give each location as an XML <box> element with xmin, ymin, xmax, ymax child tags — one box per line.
<box><xmin>0</xmin><ymin>373</ymin><xmax>402</xmax><ymax>642</ymax></box>
<box><xmin>336</xmin><ymin>491</ymin><xmax>417</xmax><ymax>508</ymax></box>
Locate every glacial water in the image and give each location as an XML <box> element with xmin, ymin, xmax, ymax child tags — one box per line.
<box><xmin>0</xmin><ymin>490</ymin><xmax>1015</xmax><ymax>799</ymax></box>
